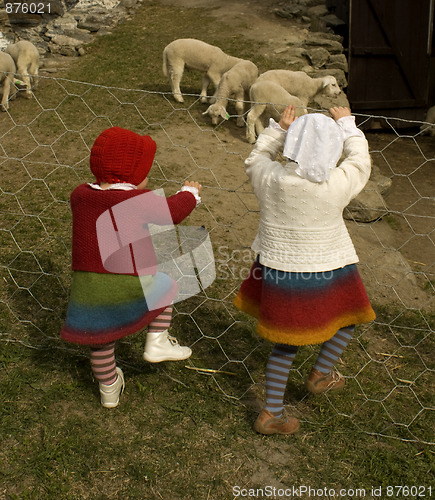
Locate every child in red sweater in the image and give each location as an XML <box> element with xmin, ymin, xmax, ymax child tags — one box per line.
<box><xmin>61</xmin><ymin>126</ymin><xmax>202</xmax><ymax>408</ymax></box>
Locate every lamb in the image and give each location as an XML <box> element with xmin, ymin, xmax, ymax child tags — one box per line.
<box><xmin>420</xmin><ymin>105</ymin><xmax>435</xmax><ymax>136</ymax></box>
<box><xmin>246</xmin><ymin>80</ymin><xmax>307</xmax><ymax>143</ymax></box>
<box><xmin>162</xmin><ymin>38</ymin><xmax>243</xmax><ymax>103</ymax></box>
<box><xmin>256</xmin><ymin>69</ymin><xmax>341</xmax><ymax>106</ymax></box>
<box><xmin>5</xmin><ymin>40</ymin><xmax>39</xmax><ymax>99</ymax></box>
<box><xmin>202</xmin><ymin>60</ymin><xmax>258</xmax><ymax>127</ymax></box>
<box><xmin>0</xmin><ymin>51</ymin><xmax>17</xmax><ymax>112</ymax></box>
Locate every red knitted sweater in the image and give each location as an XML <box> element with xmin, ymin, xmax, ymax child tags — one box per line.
<box><xmin>70</xmin><ymin>184</ymin><xmax>197</xmax><ymax>275</ymax></box>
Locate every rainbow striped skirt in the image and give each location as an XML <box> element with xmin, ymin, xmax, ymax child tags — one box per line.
<box><xmin>60</xmin><ymin>271</ymin><xmax>177</xmax><ymax>346</ymax></box>
<box><xmin>233</xmin><ymin>259</ymin><xmax>375</xmax><ymax>346</ymax></box>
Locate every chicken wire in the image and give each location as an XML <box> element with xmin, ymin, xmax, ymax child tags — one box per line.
<box><xmin>0</xmin><ymin>74</ymin><xmax>433</xmax><ymax>445</ymax></box>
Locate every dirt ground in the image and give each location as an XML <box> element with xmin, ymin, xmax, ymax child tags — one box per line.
<box><xmin>156</xmin><ymin>0</ymin><xmax>303</xmax><ymax>52</ymax></box>
<box><xmin>151</xmin><ymin>0</ymin><xmax>435</xmax><ymax>312</ymax></box>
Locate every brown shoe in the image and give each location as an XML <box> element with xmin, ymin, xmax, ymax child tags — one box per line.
<box><xmin>305</xmin><ymin>368</ymin><xmax>345</xmax><ymax>394</ymax></box>
<box><xmin>253</xmin><ymin>408</ymin><xmax>300</xmax><ymax>435</ymax></box>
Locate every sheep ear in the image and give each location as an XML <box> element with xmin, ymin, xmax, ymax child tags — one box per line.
<box><xmin>220</xmin><ymin>107</ymin><xmax>229</xmax><ymax>120</ymax></box>
<box><xmin>202</xmin><ymin>106</ymin><xmax>211</xmax><ymax>116</ymax></box>
<box><xmin>323</xmin><ymin>76</ymin><xmax>334</xmax><ymax>87</ymax></box>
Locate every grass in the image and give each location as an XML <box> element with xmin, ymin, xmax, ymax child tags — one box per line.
<box><xmin>0</xmin><ymin>1</ymin><xmax>434</xmax><ymax>498</ymax></box>
<box><xmin>1</xmin><ymin>316</ymin><xmax>434</xmax><ymax>498</ymax></box>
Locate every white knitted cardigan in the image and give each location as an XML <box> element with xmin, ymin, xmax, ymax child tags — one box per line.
<box><xmin>245</xmin><ymin>123</ymin><xmax>372</xmax><ymax>273</ymax></box>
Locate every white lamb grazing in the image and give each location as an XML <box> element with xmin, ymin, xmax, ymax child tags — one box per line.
<box><xmin>246</xmin><ymin>80</ymin><xmax>307</xmax><ymax>143</ymax></box>
<box><xmin>420</xmin><ymin>105</ymin><xmax>435</xmax><ymax>136</ymax></box>
<box><xmin>257</xmin><ymin>69</ymin><xmax>341</xmax><ymax>106</ymax></box>
<box><xmin>0</xmin><ymin>52</ymin><xmax>17</xmax><ymax>112</ymax></box>
<box><xmin>202</xmin><ymin>60</ymin><xmax>258</xmax><ymax>127</ymax></box>
<box><xmin>5</xmin><ymin>40</ymin><xmax>39</xmax><ymax>98</ymax></box>
<box><xmin>162</xmin><ymin>38</ymin><xmax>243</xmax><ymax>103</ymax></box>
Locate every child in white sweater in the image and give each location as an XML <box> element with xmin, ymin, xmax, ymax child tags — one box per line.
<box><xmin>234</xmin><ymin>106</ymin><xmax>376</xmax><ymax>435</ymax></box>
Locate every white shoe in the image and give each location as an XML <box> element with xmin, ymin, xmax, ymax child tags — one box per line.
<box><xmin>99</xmin><ymin>367</ymin><xmax>125</xmax><ymax>408</ymax></box>
<box><xmin>143</xmin><ymin>330</ymin><xmax>192</xmax><ymax>363</ymax></box>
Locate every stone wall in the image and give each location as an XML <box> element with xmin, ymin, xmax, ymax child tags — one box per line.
<box><xmin>0</xmin><ymin>0</ymin><xmax>142</xmax><ymax>56</ymax></box>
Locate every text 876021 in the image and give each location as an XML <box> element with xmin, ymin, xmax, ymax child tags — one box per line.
<box><xmin>5</xmin><ymin>2</ymin><xmax>50</xmax><ymax>14</ymax></box>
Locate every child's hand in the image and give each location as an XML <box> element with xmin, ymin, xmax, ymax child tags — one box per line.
<box><xmin>184</xmin><ymin>180</ymin><xmax>202</xmax><ymax>193</ymax></box>
<box><xmin>278</xmin><ymin>105</ymin><xmax>297</xmax><ymax>131</ymax></box>
<box><xmin>330</xmin><ymin>106</ymin><xmax>351</xmax><ymax>121</ymax></box>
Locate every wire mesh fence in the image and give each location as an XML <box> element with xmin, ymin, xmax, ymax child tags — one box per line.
<box><xmin>0</xmin><ymin>74</ymin><xmax>434</xmax><ymax>445</ymax></box>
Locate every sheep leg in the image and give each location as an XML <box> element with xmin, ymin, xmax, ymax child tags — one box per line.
<box><xmin>203</xmin><ymin>71</ymin><xmax>221</xmax><ymax>104</ymax></box>
<box><xmin>29</xmin><ymin>62</ymin><xmax>39</xmax><ymax>89</ymax></box>
<box><xmin>208</xmin><ymin>88</ymin><xmax>218</xmax><ymax>105</ymax></box>
<box><xmin>200</xmin><ymin>74</ymin><xmax>211</xmax><ymax>103</ymax></box>
<box><xmin>234</xmin><ymin>101</ymin><xmax>245</xmax><ymax>127</ymax></box>
<box><xmin>255</xmin><ymin>118</ymin><xmax>265</xmax><ymax>136</ymax></box>
<box><xmin>246</xmin><ymin>103</ymin><xmax>266</xmax><ymax>143</ymax></box>
<box><xmin>168</xmin><ymin>60</ymin><xmax>185</xmax><ymax>103</ymax></box>
<box><xmin>17</xmin><ymin>65</ymin><xmax>32</xmax><ymax>98</ymax></box>
<box><xmin>1</xmin><ymin>76</ymin><xmax>11</xmax><ymax>111</ymax></box>
<box><xmin>234</xmin><ymin>89</ymin><xmax>245</xmax><ymax>127</ymax></box>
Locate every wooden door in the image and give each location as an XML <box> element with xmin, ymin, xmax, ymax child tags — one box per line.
<box><xmin>348</xmin><ymin>0</ymin><xmax>434</xmax><ymax>120</ymax></box>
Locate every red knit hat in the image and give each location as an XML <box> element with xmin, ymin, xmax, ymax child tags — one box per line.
<box><xmin>90</xmin><ymin>127</ymin><xmax>157</xmax><ymax>185</ymax></box>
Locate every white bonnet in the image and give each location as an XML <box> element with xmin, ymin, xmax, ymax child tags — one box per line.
<box><xmin>283</xmin><ymin>113</ymin><xmax>345</xmax><ymax>183</ymax></box>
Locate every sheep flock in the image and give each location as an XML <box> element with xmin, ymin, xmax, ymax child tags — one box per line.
<box><xmin>1</xmin><ymin>37</ymin><xmax>433</xmax><ymax>141</ymax></box>
<box><xmin>163</xmin><ymin>38</ymin><xmax>345</xmax><ymax>142</ymax></box>
<box><xmin>0</xmin><ymin>40</ymin><xmax>39</xmax><ymax>111</ymax></box>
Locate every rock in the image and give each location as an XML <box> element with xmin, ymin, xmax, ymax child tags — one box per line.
<box><xmin>298</xmin><ymin>0</ymin><xmax>329</xmax><ymax>7</ymax></box>
<box><xmin>371</xmin><ymin>164</ymin><xmax>393</xmax><ymax>195</ymax></box>
<box><xmin>344</xmin><ymin>166</ymin><xmax>392</xmax><ymax>223</ymax></box>
<box><xmin>304</xmin><ymin>32</ymin><xmax>344</xmax><ymax>53</ymax></box>
<box><xmin>95</xmin><ymin>27</ymin><xmax>113</xmax><ymax>36</ymax></box>
<box><xmin>0</xmin><ymin>0</ymin><xmax>141</xmax><ymax>57</ymax></box>
<box><xmin>286</xmin><ymin>46</ymin><xmax>307</xmax><ymax>58</ymax></box>
<box><xmin>286</xmin><ymin>57</ymin><xmax>309</xmax><ymax>70</ymax></box>
<box><xmin>303</xmin><ymin>46</ymin><xmax>330</xmax><ymax>68</ymax></box>
<box><xmin>119</xmin><ymin>0</ymin><xmax>139</xmax><ymax>11</ymax></box>
<box><xmin>7</xmin><ymin>12</ymin><xmax>42</xmax><ymax>26</ymax></box>
<box><xmin>45</xmin><ymin>14</ymin><xmax>78</xmax><ymax>36</ymax></box>
<box><xmin>284</xmin><ymin>33</ymin><xmax>309</xmax><ymax>45</ymax></box>
<box><xmin>326</xmin><ymin>53</ymin><xmax>348</xmax><ymax>72</ymax></box>
<box><xmin>348</xmin><ymin>224</ymin><xmax>430</xmax><ymax>309</ymax></box>
<box><xmin>274</xmin><ymin>5</ymin><xmax>305</xmax><ymax>19</ymax></box>
<box><xmin>47</xmin><ymin>0</ymin><xmax>66</xmax><ymax>16</ymax></box>
<box><xmin>48</xmin><ymin>33</ymin><xmax>90</xmax><ymax>55</ymax></box>
<box><xmin>76</xmin><ymin>11</ymin><xmax>117</xmax><ymax>32</ymax></box>
<box><xmin>345</xmin><ymin>180</ymin><xmax>388</xmax><ymax>222</ymax></box>
<box><xmin>320</xmin><ymin>13</ymin><xmax>347</xmax><ymax>30</ymax></box>
<box><xmin>307</xmin><ymin>5</ymin><xmax>329</xmax><ymax>17</ymax></box>
<box><xmin>312</xmin><ymin>89</ymin><xmax>350</xmax><ymax>110</ymax></box>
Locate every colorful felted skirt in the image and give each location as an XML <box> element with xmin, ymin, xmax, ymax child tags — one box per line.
<box><xmin>233</xmin><ymin>259</ymin><xmax>375</xmax><ymax>346</ymax></box>
<box><xmin>60</xmin><ymin>271</ymin><xmax>177</xmax><ymax>346</ymax></box>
